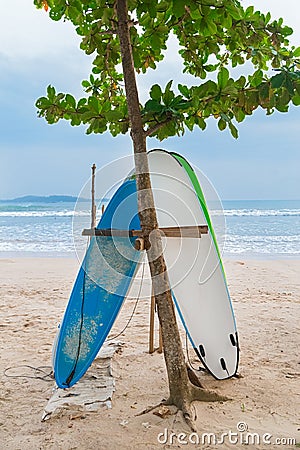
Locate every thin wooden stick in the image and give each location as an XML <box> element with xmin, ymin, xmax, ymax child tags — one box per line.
<box><xmin>91</xmin><ymin>164</ymin><xmax>97</xmax><ymax>229</ymax></box>
<box><xmin>158</xmin><ymin>321</ymin><xmax>163</xmax><ymax>353</ymax></box>
<box><xmin>149</xmin><ymin>292</ymin><xmax>155</xmax><ymax>354</ymax></box>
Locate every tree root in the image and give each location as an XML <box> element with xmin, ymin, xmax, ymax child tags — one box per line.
<box><xmin>136</xmin><ymin>401</ymin><xmax>166</xmax><ymax>416</ymax></box>
<box><xmin>136</xmin><ymin>382</ymin><xmax>230</xmax><ymax>431</ymax></box>
<box><xmin>190</xmin><ymin>384</ymin><xmax>230</xmax><ymax>403</ymax></box>
<box><xmin>165</xmin><ymin>383</ymin><xmax>230</xmax><ymax>431</ymax></box>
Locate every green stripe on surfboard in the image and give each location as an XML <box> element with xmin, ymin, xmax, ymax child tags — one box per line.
<box><xmin>171</xmin><ymin>152</ymin><xmax>226</xmax><ymax>277</ymax></box>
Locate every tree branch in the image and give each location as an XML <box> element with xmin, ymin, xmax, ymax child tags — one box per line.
<box><xmin>144</xmin><ymin>118</ymin><xmax>173</xmax><ymax>137</ymax></box>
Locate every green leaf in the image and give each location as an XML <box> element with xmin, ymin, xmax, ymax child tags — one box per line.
<box><xmin>195</xmin><ymin>117</ymin><xmax>206</xmax><ymax>130</ymax></box>
<box><xmin>77</xmin><ymin>98</ymin><xmax>87</xmax><ymax>108</ymax></box>
<box><xmin>259</xmin><ymin>83</ymin><xmax>270</xmax><ymax>106</ymax></box>
<box><xmin>56</xmin><ymin>93</ymin><xmax>64</xmax><ymax>102</ymax></box>
<box><xmin>70</xmin><ymin>113</ymin><xmax>81</xmax><ymax>126</ymax></box>
<box><xmin>35</xmin><ymin>96</ymin><xmax>51</xmax><ymax>109</ymax></box>
<box><xmin>265</xmin><ymin>12</ymin><xmax>271</xmax><ymax>23</ymax></box>
<box><xmin>222</xmin><ymin>84</ymin><xmax>238</xmax><ymax>96</ymax></box>
<box><xmin>220</xmin><ymin>113</ymin><xmax>230</xmax><ymax>123</ymax></box>
<box><xmin>282</xmin><ymin>25</ymin><xmax>293</xmax><ymax>37</ymax></box>
<box><xmin>49</xmin><ymin>6</ymin><xmax>66</xmax><ymax>21</ymax></box>
<box><xmin>105</xmin><ymin>110</ymin><xmax>124</xmax><ymax>122</ymax></box>
<box><xmin>218</xmin><ymin>68</ymin><xmax>229</xmax><ymax>90</ymax></box>
<box><xmin>235</xmin><ymin>109</ymin><xmax>246</xmax><ymax>123</ymax></box>
<box><xmin>88</xmin><ymin>96</ymin><xmax>100</xmax><ymax>113</ymax></box>
<box><xmin>275</xmin><ymin>104</ymin><xmax>289</xmax><ymax>113</ymax></box>
<box><xmin>172</xmin><ymin>0</ymin><xmax>186</xmax><ymax>18</ymax></box>
<box><xmin>144</xmin><ymin>99</ymin><xmax>163</xmax><ymax>113</ymax></box>
<box><xmin>150</xmin><ymin>84</ymin><xmax>162</xmax><ymax>101</ymax></box>
<box><xmin>65</xmin><ymin>94</ymin><xmax>76</xmax><ymax>109</ymax></box>
<box><xmin>245</xmin><ymin>6</ymin><xmax>254</xmax><ymax>18</ymax></box>
<box><xmin>47</xmin><ymin>85</ymin><xmax>56</xmax><ymax>101</ymax></box>
<box><xmin>229</xmin><ymin>122</ymin><xmax>238</xmax><ymax>139</ymax></box>
<box><xmin>204</xmin><ymin>18</ymin><xmax>217</xmax><ymax>36</ymax></box>
<box><xmin>150</xmin><ymin>33</ymin><xmax>161</xmax><ymax>51</ymax></box>
<box><xmin>277</xmin><ymin>88</ymin><xmax>290</xmax><ymax>107</ymax></box>
<box><xmin>218</xmin><ymin>118</ymin><xmax>227</xmax><ymax>131</ymax></box>
<box><xmin>165</xmin><ymin>80</ymin><xmax>173</xmax><ymax>92</ymax></box>
<box><xmin>271</xmin><ymin>72</ymin><xmax>285</xmax><ymax>89</ymax></box>
<box><xmin>285</xmin><ymin>76</ymin><xmax>295</xmax><ymax>96</ymax></box>
<box><xmin>223</xmin><ymin>13</ymin><xmax>232</xmax><ymax>30</ymax></box>
<box><xmin>249</xmin><ymin>70</ymin><xmax>263</xmax><ymax>88</ymax></box>
<box><xmin>189</xmin><ymin>7</ymin><xmax>201</xmax><ymax>20</ymax></box>
<box><xmin>185</xmin><ymin>117</ymin><xmax>195</xmax><ymax>132</ymax></box>
<box><xmin>163</xmin><ymin>91</ymin><xmax>175</xmax><ymax>106</ymax></box>
<box><xmin>226</xmin><ymin>3</ymin><xmax>243</xmax><ymax>20</ymax></box>
<box><xmin>178</xmin><ymin>84</ymin><xmax>190</xmax><ymax>98</ymax></box>
<box><xmin>292</xmin><ymin>95</ymin><xmax>300</xmax><ymax>106</ymax></box>
<box><xmin>157</xmin><ymin>2</ymin><xmax>169</xmax><ymax>13</ymax></box>
<box><xmin>102</xmin><ymin>102</ymin><xmax>111</xmax><ymax>113</ymax></box>
<box><xmin>148</xmin><ymin>3</ymin><xmax>157</xmax><ymax>19</ymax></box>
<box><xmin>162</xmin><ymin>81</ymin><xmax>174</xmax><ymax>106</ymax></box>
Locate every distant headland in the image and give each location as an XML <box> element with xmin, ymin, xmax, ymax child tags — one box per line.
<box><xmin>0</xmin><ymin>195</ymin><xmax>92</xmax><ymax>203</ymax></box>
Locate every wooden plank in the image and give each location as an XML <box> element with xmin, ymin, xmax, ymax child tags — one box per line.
<box><xmin>82</xmin><ymin>225</ymin><xmax>208</xmax><ymax>238</ymax></box>
<box><xmin>158</xmin><ymin>226</ymin><xmax>208</xmax><ymax>237</ymax></box>
<box><xmin>82</xmin><ymin>229</ymin><xmax>136</xmax><ymax>237</ymax></box>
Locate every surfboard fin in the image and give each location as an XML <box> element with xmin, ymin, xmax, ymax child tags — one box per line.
<box><xmin>199</xmin><ymin>344</ymin><xmax>206</xmax><ymax>358</ymax></box>
<box><xmin>220</xmin><ymin>357</ymin><xmax>229</xmax><ymax>376</ymax></box>
<box><xmin>230</xmin><ymin>333</ymin><xmax>237</xmax><ymax>346</ymax></box>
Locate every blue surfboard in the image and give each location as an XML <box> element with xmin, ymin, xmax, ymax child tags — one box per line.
<box><xmin>53</xmin><ymin>179</ymin><xmax>141</xmax><ymax>388</ymax></box>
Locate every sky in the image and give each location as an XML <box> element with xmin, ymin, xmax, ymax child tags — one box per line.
<box><xmin>0</xmin><ymin>1</ymin><xmax>299</xmax><ymax>200</ymax></box>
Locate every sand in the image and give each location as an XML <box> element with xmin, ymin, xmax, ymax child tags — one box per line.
<box><xmin>0</xmin><ymin>257</ymin><xmax>299</xmax><ymax>449</ymax></box>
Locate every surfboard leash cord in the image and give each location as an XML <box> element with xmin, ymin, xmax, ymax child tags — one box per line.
<box><xmin>106</xmin><ymin>259</ymin><xmax>145</xmax><ymax>342</ymax></box>
<box><xmin>185</xmin><ymin>332</ymin><xmax>206</xmax><ymax>373</ymax></box>
<box><xmin>4</xmin><ymin>365</ymin><xmax>54</xmax><ymax>382</ymax></box>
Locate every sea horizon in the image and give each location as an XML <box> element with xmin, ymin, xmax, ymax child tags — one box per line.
<box><xmin>0</xmin><ymin>197</ymin><xmax>299</xmax><ymax>260</ymax></box>
<box><xmin>1</xmin><ymin>194</ymin><xmax>300</xmax><ymax>202</ymax></box>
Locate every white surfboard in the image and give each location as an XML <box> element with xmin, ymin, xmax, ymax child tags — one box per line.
<box><xmin>148</xmin><ymin>149</ymin><xmax>239</xmax><ymax>379</ymax></box>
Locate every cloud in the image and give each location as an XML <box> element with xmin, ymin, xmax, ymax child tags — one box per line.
<box><xmin>1</xmin><ymin>2</ymin><xmax>79</xmax><ymax>60</ymax></box>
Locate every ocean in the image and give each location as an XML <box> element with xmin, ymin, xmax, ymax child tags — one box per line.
<box><xmin>0</xmin><ymin>199</ymin><xmax>299</xmax><ymax>259</ymax></box>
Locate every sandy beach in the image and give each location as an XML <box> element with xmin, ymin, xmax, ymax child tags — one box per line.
<box><xmin>0</xmin><ymin>257</ymin><xmax>299</xmax><ymax>449</ymax></box>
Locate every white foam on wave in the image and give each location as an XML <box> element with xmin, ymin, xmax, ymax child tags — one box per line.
<box><xmin>224</xmin><ymin>233</ymin><xmax>300</xmax><ymax>255</ymax></box>
<box><xmin>223</xmin><ymin>209</ymin><xmax>300</xmax><ymax>217</ymax></box>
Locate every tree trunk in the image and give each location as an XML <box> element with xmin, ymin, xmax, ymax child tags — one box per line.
<box><xmin>116</xmin><ymin>0</ymin><xmax>226</xmax><ymax>425</ymax></box>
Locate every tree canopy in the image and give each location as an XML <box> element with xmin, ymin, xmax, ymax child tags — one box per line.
<box><xmin>34</xmin><ymin>0</ymin><xmax>300</xmax><ymax>141</ymax></box>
